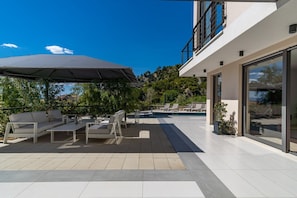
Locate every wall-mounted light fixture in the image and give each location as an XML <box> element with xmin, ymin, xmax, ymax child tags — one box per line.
<box><xmin>239</xmin><ymin>50</ymin><xmax>244</xmax><ymax>57</ymax></box>
<box><xmin>289</xmin><ymin>24</ymin><xmax>297</xmax><ymax>34</ymax></box>
<box><xmin>219</xmin><ymin>61</ymin><xmax>224</xmax><ymax>66</ymax></box>
<box><xmin>203</xmin><ymin>69</ymin><xmax>206</xmax><ymax>73</ymax></box>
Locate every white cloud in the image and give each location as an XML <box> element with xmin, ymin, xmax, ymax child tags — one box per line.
<box><xmin>1</xmin><ymin>43</ymin><xmax>18</xmax><ymax>48</ymax></box>
<box><xmin>63</xmin><ymin>48</ymin><xmax>74</xmax><ymax>54</ymax></box>
<box><xmin>45</xmin><ymin>45</ymin><xmax>74</xmax><ymax>55</ymax></box>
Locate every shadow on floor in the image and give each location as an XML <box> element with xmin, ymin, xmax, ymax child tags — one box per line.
<box><xmin>0</xmin><ymin>122</ymin><xmax>203</xmax><ymax>154</ymax></box>
<box><xmin>160</xmin><ymin>123</ymin><xmax>204</xmax><ymax>153</ymax></box>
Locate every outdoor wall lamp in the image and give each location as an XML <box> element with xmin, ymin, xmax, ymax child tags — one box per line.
<box><xmin>239</xmin><ymin>50</ymin><xmax>244</xmax><ymax>57</ymax></box>
<box><xmin>220</xmin><ymin>61</ymin><xmax>224</xmax><ymax>66</ymax></box>
<box><xmin>203</xmin><ymin>69</ymin><xmax>207</xmax><ymax>73</ymax></box>
<box><xmin>289</xmin><ymin>24</ymin><xmax>297</xmax><ymax>34</ymax></box>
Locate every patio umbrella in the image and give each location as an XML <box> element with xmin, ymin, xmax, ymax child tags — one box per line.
<box><xmin>0</xmin><ymin>54</ymin><xmax>137</xmax><ymax>83</ymax></box>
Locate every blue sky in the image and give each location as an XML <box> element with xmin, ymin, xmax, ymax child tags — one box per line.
<box><xmin>0</xmin><ymin>0</ymin><xmax>193</xmax><ymax>76</ymax></box>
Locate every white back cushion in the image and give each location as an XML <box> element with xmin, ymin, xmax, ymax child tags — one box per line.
<box><xmin>31</xmin><ymin>111</ymin><xmax>47</xmax><ymax>123</ymax></box>
<box><xmin>9</xmin><ymin>112</ymin><xmax>34</xmax><ymax>128</ymax></box>
<box><xmin>47</xmin><ymin>110</ymin><xmax>62</xmax><ymax>121</ymax></box>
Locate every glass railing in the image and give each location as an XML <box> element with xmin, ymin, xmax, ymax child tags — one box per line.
<box><xmin>181</xmin><ymin>37</ymin><xmax>194</xmax><ymax>65</ymax></box>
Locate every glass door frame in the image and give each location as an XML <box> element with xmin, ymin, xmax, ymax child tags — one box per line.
<box><xmin>242</xmin><ymin>51</ymin><xmax>287</xmax><ymax>152</ymax></box>
<box><xmin>287</xmin><ymin>46</ymin><xmax>297</xmax><ymax>153</ymax></box>
<box><xmin>212</xmin><ymin>73</ymin><xmax>222</xmax><ymax>123</ymax></box>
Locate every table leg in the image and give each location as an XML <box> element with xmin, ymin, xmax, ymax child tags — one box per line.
<box><xmin>73</xmin><ymin>130</ymin><xmax>76</xmax><ymax>142</ymax></box>
<box><xmin>51</xmin><ymin>131</ymin><xmax>54</xmax><ymax>143</ymax></box>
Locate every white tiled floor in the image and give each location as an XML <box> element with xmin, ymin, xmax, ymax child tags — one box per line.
<box><xmin>166</xmin><ymin>116</ymin><xmax>297</xmax><ymax>198</ymax></box>
<box><xmin>0</xmin><ymin>181</ymin><xmax>204</xmax><ymax>198</ymax></box>
<box><xmin>2</xmin><ymin>116</ymin><xmax>297</xmax><ymax>198</ymax></box>
<box><xmin>143</xmin><ymin>181</ymin><xmax>204</xmax><ymax>198</ymax></box>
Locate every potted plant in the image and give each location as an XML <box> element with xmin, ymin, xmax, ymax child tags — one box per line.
<box><xmin>213</xmin><ymin>102</ymin><xmax>236</xmax><ymax>135</ymax></box>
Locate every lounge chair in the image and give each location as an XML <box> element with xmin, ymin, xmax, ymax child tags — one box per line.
<box><xmin>201</xmin><ymin>103</ymin><xmax>206</xmax><ymax>112</ymax></box>
<box><xmin>192</xmin><ymin>104</ymin><xmax>202</xmax><ymax>112</ymax></box>
<box><xmin>85</xmin><ymin>112</ymin><xmax>122</xmax><ymax>144</ymax></box>
<box><xmin>169</xmin><ymin>103</ymin><xmax>179</xmax><ymax>112</ymax></box>
<box><xmin>183</xmin><ymin>104</ymin><xmax>194</xmax><ymax>111</ymax></box>
<box><xmin>160</xmin><ymin>103</ymin><xmax>170</xmax><ymax>111</ymax></box>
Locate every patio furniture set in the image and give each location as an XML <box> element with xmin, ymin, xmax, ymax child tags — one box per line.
<box><xmin>3</xmin><ymin>109</ymin><xmax>126</xmax><ymax>144</ymax></box>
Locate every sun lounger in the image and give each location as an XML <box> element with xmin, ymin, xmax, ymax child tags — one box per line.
<box><xmin>192</xmin><ymin>104</ymin><xmax>202</xmax><ymax>112</ymax></box>
<box><xmin>169</xmin><ymin>103</ymin><xmax>179</xmax><ymax>111</ymax></box>
<box><xmin>201</xmin><ymin>103</ymin><xmax>206</xmax><ymax>112</ymax></box>
<box><xmin>160</xmin><ymin>103</ymin><xmax>170</xmax><ymax>111</ymax></box>
<box><xmin>183</xmin><ymin>104</ymin><xmax>194</xmax><ymax>111</ymax></box>
<box><xmin>191</xmin><ymin>103</ymin><xmax>206</xmax><ymax>112</ymax></box>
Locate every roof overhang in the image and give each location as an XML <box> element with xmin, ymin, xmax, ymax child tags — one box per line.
<box><xmin>179</xmin><ymin>0</ymin><xmax>297</xmax><ymax>77</ymax></box>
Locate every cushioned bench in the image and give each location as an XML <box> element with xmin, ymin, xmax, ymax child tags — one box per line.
<box><xmin>3</xmin><ymin>110</ymin><xmax>67</xmax><ymax>143</ymax></box>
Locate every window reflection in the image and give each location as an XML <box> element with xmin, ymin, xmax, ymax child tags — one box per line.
<box><xmin>246</xmin><ymin>56</ymin><xmax>283</xmax><ymax>148</ymax></box>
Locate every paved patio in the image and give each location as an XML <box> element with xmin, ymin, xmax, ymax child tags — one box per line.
<box><xmin>1</xmin><ymin>115</ymin><xmax>297</xmax><ymax>197</ymax></box>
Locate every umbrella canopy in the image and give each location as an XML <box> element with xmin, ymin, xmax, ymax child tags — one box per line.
<box><xmin>0</xmin><ymin>54</ymin><xmax>137</xmax><ymax>83</ymax></box>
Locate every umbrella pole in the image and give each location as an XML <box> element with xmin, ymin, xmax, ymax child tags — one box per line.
<box><xmin>45</xmin><ymin>80</ymin><xmax>49</xmax><ymax>106</ymax></box>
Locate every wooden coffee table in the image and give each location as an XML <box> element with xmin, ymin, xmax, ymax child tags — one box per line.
<box><xmin>47</xmin><ymin>122</ymin><xmax>85</xmax><ymax>143</ymax></box>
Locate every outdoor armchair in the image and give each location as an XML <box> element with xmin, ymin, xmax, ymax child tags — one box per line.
<box><xmin>85</xmin><ymin>112</ymin><xmax>122</xmax><ymax>144</ymax></box>
<box><xmin>115</xmin><ymin>110</ymin><xmax>127</xmax><ymax>128</ymax></box>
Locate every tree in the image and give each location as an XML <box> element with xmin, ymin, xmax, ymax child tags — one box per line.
<box><xmin>0</xmin><ymin>77</ymin><xmax>46</xmax><ymax>133</ymax></box>
<box><xmin>144</xmin><ymin>87</ymin><xmax>156</xmax><ymax>106</ymax></box>
<box><xmin>138</xmin><ymin>64</ymin><xmax>206</xmax><ymax>106</ymax></box>
<box><xmin>161</xmin><ymin>90</ymin><xmax>179</xmax><ymax>103</ymax></box>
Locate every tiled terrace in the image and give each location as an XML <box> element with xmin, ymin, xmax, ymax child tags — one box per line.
<box><xmin>1</xmin><ymin>115</ymin><xmax>297</xmax><ymax>197</ymax></box>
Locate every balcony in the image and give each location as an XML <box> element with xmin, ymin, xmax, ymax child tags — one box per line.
<box><xmin>181</xmin><ymin>2</ymin><xmax>225</xmax><ymax>65</ymax></box>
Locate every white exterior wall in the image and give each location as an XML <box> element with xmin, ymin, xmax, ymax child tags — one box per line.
<box><xmin>207</xmin><ymin>63</ymin><xmax>241</xmax><ymax>135</ymax></box>
<box><xmin>180</xmin><ymin>0</ymin><xmax>297</xmax><ymax>136</ymax></box>
<box><xmin>225</xmin><ymin>2</ymin><xmax>253</xmax><ymax>25</ymax></box>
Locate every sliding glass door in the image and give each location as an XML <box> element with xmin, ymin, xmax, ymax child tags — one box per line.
<box><xmin>244</xmin><ymin>55</ymin><xmax>283</xmax><ymax>149</ymax></box>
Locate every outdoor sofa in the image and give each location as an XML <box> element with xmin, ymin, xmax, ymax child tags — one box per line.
<box><xmin>3</xmin><ymin>110</ymin><xmax>67</xmax><ymax>144</ymax></box>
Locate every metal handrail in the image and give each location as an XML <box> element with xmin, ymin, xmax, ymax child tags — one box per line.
<box><xmin>181</xmin><ymin>2</ymin><xmax>225</xmax><ymax>64</ymax></box>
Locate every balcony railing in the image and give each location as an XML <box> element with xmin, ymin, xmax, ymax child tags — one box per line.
<box><xmin>181</xmin><ymin>37</ymin><xmax>194</xmax><ymax>65</ymax></box>
<box><xmin>181</xmin><ymin>2</ymin><xmax>225</xmax><ymax>65</ymax></box>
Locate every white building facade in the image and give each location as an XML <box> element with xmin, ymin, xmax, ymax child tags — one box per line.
<box><xmin>179</xmin><ymin>0</ymin><xmax>297</xmax><ymax>152</ymax></box>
